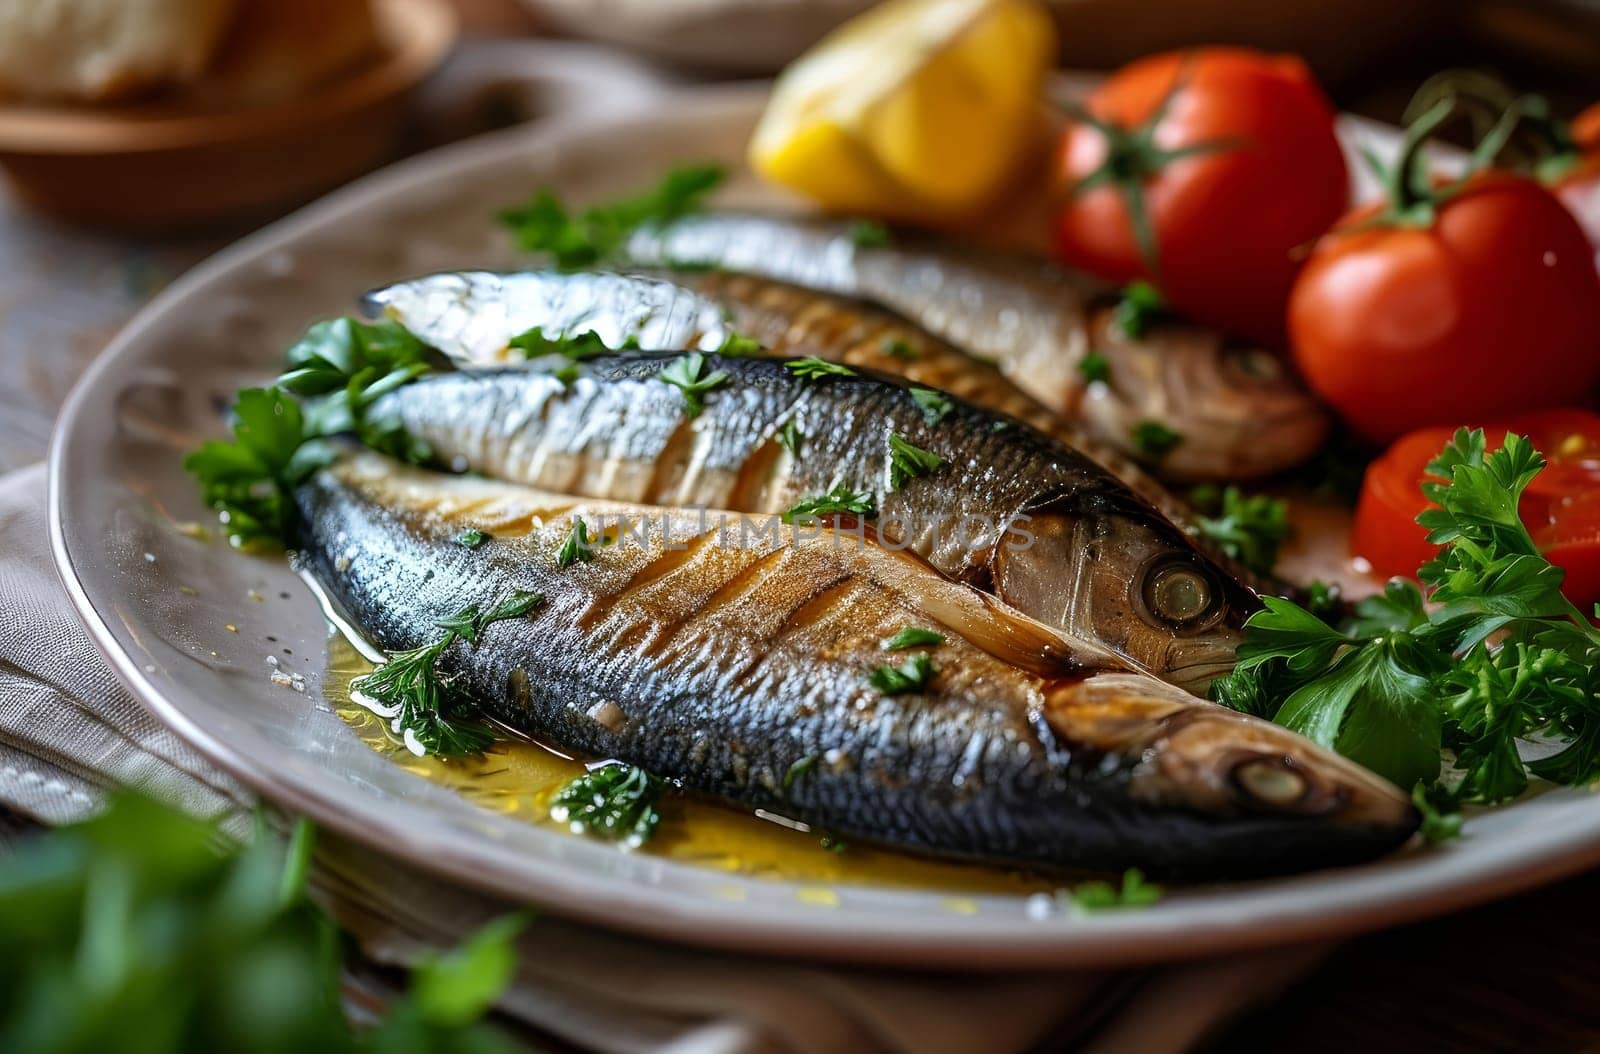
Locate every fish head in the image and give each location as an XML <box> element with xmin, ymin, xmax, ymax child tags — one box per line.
<box><xmin>993</xmin><ymin>491</ymin><xmax>1257</xmax><ymax>694</ymax></box>
<box><xmin>1080</xmin><ymin>305</ymin><xmax>1330</xmax><ymax>481</ymax></box>
<box><xmin>1044</xmin><ymin>673</ymin><xmax>1420</xmax><ymax>872</ymax></box>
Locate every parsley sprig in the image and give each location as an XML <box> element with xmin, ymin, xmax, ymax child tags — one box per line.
<box><xmin>352</xmin><ymin>589</ymin><xmax>545</xmax><ymax>757</ymax></box>
<box><xmin>887</xmin><ymin>433</ymin><xmax>945</xmax><ymax>490</ymax></box>
<box><xmin>1066</xmin><ymin>868</ymin><xmax>1162</xmax><ymax>911</ymax></box>
<box><xmin>498</xmin><ymin>163</ymin><xmax>724</xmax><ymax>269</ymax></box>
<box><xmin>658</xmin><ymin>352</ymin><xmax>730</xmax><ymax>417</ymax></box>
<box><xmin>783</xmin><ymin>485</ymin><xmax>877</xmax><ymax>524</ymax></box>
<box><xmin>549</xmin><ymin>763</ymin><xmax>666</xmax><ymax>847</ymax></box>
<box><xmin>1190</xmin><ymin>485</ymin><xmax>1291</xmax><ymax>577</ymax></box>
<box><xmin>1213</xmin><ymin>429</ymin><xmax>1600</xmax><ymax>807</ymax></box>
<box><xmin>185</xmin><ymin>317</ymin><xmax>438</xmax><ymax>547</ymax></box>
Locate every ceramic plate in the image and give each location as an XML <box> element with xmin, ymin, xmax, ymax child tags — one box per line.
<box><xmin>49</xmin><ymin>85</ymin><xmax>1600</xmax><ymax>969</ymax></box>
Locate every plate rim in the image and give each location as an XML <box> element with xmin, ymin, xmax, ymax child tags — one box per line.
<box><xmin>46</xmin><ymin>83</ymin><xmax>1600</xmax><ymax>969</ymax></box>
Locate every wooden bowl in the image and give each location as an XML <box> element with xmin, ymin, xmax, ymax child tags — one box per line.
<box><xmin>0</xmin><ymin>0</ymin><xmax>457</xmax><ymax>232</ymax></box>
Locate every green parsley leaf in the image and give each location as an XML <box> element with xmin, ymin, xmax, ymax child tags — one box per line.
<box><xmin>1194</xmin><ymin>487</ymin><xmax>1290</xmax><ymax>577</ymax></box>
<box><xmin>454</xmin><ymin>528</ymin><xmax>489</xmax><ymax>548</ymax></box>
<box><xmin>887</xmin><ymin>433</ymin><xmax>945</xmax><ymax>490</ymax></box>
<box><xmin>183</xmin><ymin>388</ymin><xmax>332</xmax><ymax>548</ymax></box>
<box><xmin>909</xmin><ymin>387</ymin><xmax>953</xmax><ymax>427</ymax></box>
<box><xmin>882</xmin><ymin>626</ymin><xmax>945</xmax><ymax>650</ymax></box>
<box><xmin>713</xmin><ymin>331</ymin><xmax>764</xmax><ymax>356</ymax></box>
<box><xmin>869</xmin><ymin>652</ymin><xmax>937</xmax><ymax>694</ymax></box>
<box><xmin>557</xmin><ymin>519</ymin><xmax>601</xmax><ymax>568</ymax></box>
<box><xmin>508</xmin><ymin>325</ymin><xmax>637</xmax><ymax>361</ymax></box>
<box><xmin>1131</xmin><ymin>420</ymin><xmax>1183</xmax><ymax>462</ymax></box>
<box><xmin>1215</xmin><ymin>428</ymin><xmax>1600</xmax><ymax>803</ymax></box>
<box><xmin>550</xmin><ymin>764</ymin><xmax>666</xmax><ymax>846</ymax></box>
<box><xmin>1067</xmin><ymin>868</ymin><xmax>1162</xmax><ymax>911</ymax></box>
<box><xmin>498</xmin><ymin>163</ymin><xmax>725</xmax><ymax>269</ymax></box>
<box><xmin>785</xmin><ymin>356</ymin><xmax>857</xmax><ymax>381</ymax></box>
<box><xmin>1078</xmin><ymin>352</ymin><xmax>1111</xmax><ymax>384</ymax></box>
<box><xmin>409</xmin><ymin>912</ymin><xmax>531</xmax><ymax>1028</ymax></box>
<box><xmin>783</xmin><ymin>755</ymin><xmax>819</xmax><ymax>792</ymax></box>
<box><xmin>1111</xmin><ymin>280</ymin><xmax>1167</xmax><ymax>339</ymax></box>
<box><xmin>777</xmin><ymin>418</ymin><xmax>803</xmax><ymax>458</ymax></box>
<box><xmin>848</xmin><ymin>219</ymin><xmax>892</xmax><ymax>247</ymax></box>
<box><xmin>783</xmin><ymin>485</ymin><xmax>877</xmax><ymax>524</ymax></box>
<box><xmin>352</xmin><ymin>589</ymin><xmax>542</xmax><ymax>757</ymax></box>
<box><xmin>658</xmin><ymin>352</ymin><xmax>730</xmax><ymax>417</ymax></box>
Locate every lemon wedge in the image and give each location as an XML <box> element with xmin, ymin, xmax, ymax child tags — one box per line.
<box><xmin>749</xmin><ymin>0</ymin><xmax>1056</xmax><ymax>220</ymax></box>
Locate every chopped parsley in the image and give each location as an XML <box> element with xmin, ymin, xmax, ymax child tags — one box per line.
<box><xmin>1213</xmin><ymin>429</ymin><xmax>1600</xmax><ymax>806</ymax></box>
<box><xmin>777</xmin><ymin>418</ymin><xmax>803</xmax><ymax>458</ymax></box>
<box><xmin>909</xmin><ymin>387</ymin><xmax>953</xmax><ymax>427</ymax></box>
<box><xmin>557</xmin><ymin>518</ymin><xmax>602</xmax><ymax>568</ymax></box>
<box><xmin>498</xmin><ymin>163</ymin><xmax>724</xmax><ymax>269</ymax></box>
<box><xmin>1111</xmin><ymin>280</ymin><xmax>1167</xmax><ymax>340</ymax></box>
<box><xmin>783</xmin><ymin>755</ymin><xmax>819</xmax><ymax>792</ymax></box>
<box><xmin>847</xmin><ymin>219</ymin><xmax>892</xmax><ymax>247</ymax></box>
<box><xmin>880</xmin><ymin>336</ymin><xmax>918</xmax><ymax>360</ymax></box>
<box><xmin>713</xmin><ymin>331</ymin><xmax>764</xmax><ymax>356</ymax></box>
<box><xmin>1192</xmin><ymin>485</ymin><xmax>1291</xmax><ymax>577</ymax></box>
<box><xmin>1067</xmin><ymin>868</ymin><xmax>1162</xmax><ymax>911</ymax></box>
<box><xmin>1131</xmin><ymin>420</ymin><xmax>1183</xmax><ymax>462</ymax></box>
<box><xmin>785</xmin><ymin>356</ymin><xmax>857</xmax><ymax>381</ymax></box>
<box><xmin>887</xmin><ymin>433</ymin><xmax>945</xmax><ymax>490</ymax></box>
<box><xmin>510</xmin><ymin>325</ymin><xmax>624</xmax><ymax>359</ymax></box>
<box><xmin>869</xmin><ymin>652</ymin><xmax>937</xmax><ymax>695</ymax></box>
<box><xmin>883</xmin><ymin>626</ymin><xmax>945</xmax><ymax>651</ymax></box>
<box><xmin>657</xmin><ymin>352</ymin><xmax>730</xmax><ymax>417</ymax></box>
<box><xmin>351</xmin><ymin>589</ymin><xmax>545</xmax><ymax>757</ymax></box>
<box><xmin>783</xmin><ymin>485</ymin><xmax>877</xmax><ymax>524</ymax></box>
<box><xmin>549</xmin><ymin>763</ymin><xmax>665</xmax><ymax>847</ymax></box>
<box><xmin>453</xmin><ymin>528</ymin><xmax>490</xmax><ymax>548</ymax></box>
<box><xmin>1078</xmin><ymin>351</ymin><xmax>1111</xmax><ymax>384</ymax></box>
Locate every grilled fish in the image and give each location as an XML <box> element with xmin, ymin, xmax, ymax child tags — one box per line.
<box><xmin>621</xmin><ymin>212</ymin><xmax>1330</xmax><ymax>480</ymax></box>
<box><xmin>362</xmin><ymin>269</ymin><xmax>1284</xmax><ymax>596</ymax></box>
<box><xmin>368</xmin><ymin>356</ymin><xmax>1258</xmax><ymax>693</ymax></box>
<box><xmin>296</xmin><ymin>451</ymin><xmax>1417</xmax><ymax>876</ymax></box>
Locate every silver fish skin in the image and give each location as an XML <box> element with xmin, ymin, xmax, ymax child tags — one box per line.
<box><xmin>295</xmin><ymin>451</ymin><xmax>1418</xmax><ymax>877</ymax></box>
<box><xmin>621</xmin><ymin>212</ymin><xmax>1330</xmax><ymax>481</ymax></box>
<box><xmin>362</xmin><ymin>269</ymin><xmax>1291</xmax><ymax>599</ymax></box>
<box><xmin>367</xmin><ymin>355</ymin><xmax>1258</xmax><ymax>694</ymax></box>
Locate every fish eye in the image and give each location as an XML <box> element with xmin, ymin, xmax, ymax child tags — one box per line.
<box><xmin>1139</xmin><ymin>559</ymin><xmax>1220</xmax><ymax>629</ymax></box>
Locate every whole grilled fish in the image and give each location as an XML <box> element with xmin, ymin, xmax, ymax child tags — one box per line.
<box><xmin>622</xmin><ymin>213</ymin><xmax>1330</xmax><ymax>480</ymax></box>
<box><xmin>296</xmin><ymin>451</ymin><xmax>1417</xmax><ymax>876</ymax></box>
<box><xmin>362</xmin><ymin>269</ymin><xmax>1285</xmax><ymax>597</ymax></box>
<box><xmin>368</xmin><ymin>355</ymin><xmax>1258</xmax><ymax>694</ymax></box>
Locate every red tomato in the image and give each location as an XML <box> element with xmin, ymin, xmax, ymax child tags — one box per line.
<box><xmin>1053</xmin><ymin>47</ymin><xmax>1348</xmax><ymax>346</ymax></box>
<box><xmin>1290</xmin><ymin>171</ymin><xmax>1600</xmax><ymax>443</ymax></box>
<box><xmin>1547</xmin><ymin>101</ymin><xmax>1600</xmax><ymax>260</ymax></box>
<box><xmin>1352</xmin><ymin>410</ymin><xmax>1600</xmax><ymax>607</ymax></box>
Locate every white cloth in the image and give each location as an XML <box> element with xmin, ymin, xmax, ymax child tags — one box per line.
<box><xmin>0</xmin><ymin>461</ymin><xmax>1321</xmax><ymax>1052</ymax></box>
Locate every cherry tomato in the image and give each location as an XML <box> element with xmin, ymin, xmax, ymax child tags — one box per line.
<box><xmin>1290</xmin><ymin>171</ymin><xmax>1600</xmax><ymax>443</ymax></box>
<box><xmin>1053</xmin><ymin>47</ymin><xmax>1348</xmax><ymax>346</ymax></box>
<box><xmin>1352</xmin><ymin>409</ymin><xmax>1600</xmax><ymax>607</ymax></box>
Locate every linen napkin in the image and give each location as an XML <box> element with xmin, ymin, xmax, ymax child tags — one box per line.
<box><xmin>0</xmin><ymin>460</ymin><xmax>1326</xmax><ymax>1053</ymax></box>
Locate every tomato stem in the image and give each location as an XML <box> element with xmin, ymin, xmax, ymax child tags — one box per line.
<box><xmin>1060</xmin><ymin>54</ymin><xmax>1244</xmax><ymax>287</ymax></box>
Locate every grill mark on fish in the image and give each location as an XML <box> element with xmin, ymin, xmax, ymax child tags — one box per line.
<box><xmin>370</xmin><ymin>357</ymin><xmax>1268</xmax><ymax>692</ymax></box>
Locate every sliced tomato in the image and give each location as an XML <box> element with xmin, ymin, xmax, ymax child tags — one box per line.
<box><xmin>1352</xmin><ymin>409</ymin><xmax>1600</xmax><ymax>607</ymax></box>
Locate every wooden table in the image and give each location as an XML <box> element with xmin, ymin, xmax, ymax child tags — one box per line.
<box><xmin>4</xmin><ymin>6</ymin><xmax>1597</xmax><ymax>1051</ymax></box>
